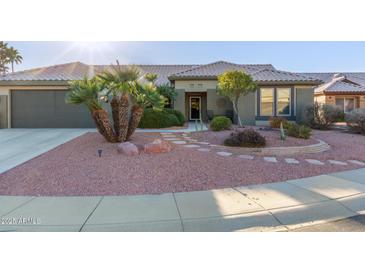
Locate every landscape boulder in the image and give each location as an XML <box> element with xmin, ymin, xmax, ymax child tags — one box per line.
<box><xmin>144</xmin><ymin>139</ymin><xmax>172</xmax><ymax>154</ymax></box>
<box><xmin>117</xmin><ymin>142</ymin><xmax>139</xmax><ymax>156</ymax></box>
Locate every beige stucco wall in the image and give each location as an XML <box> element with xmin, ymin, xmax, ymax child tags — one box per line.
<box><xmin>174</xmin><ymin>80</ymin><xmax>218</xmax><ymax>91</ymax></box>
<box><xmin>0</xmin><ymin>85</ymin><xmax>69</xmax><ymax>128</ymax></box>
<box><xmin>174</xmin><ymin>80</ymin><xmax>232</xmax><ymax>120</ymax></box>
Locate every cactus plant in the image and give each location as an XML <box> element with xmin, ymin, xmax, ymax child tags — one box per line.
<box><xmin>280</xmin><ymin>121</ymin><xmax>286</xmax><ymax>141</ymax></box>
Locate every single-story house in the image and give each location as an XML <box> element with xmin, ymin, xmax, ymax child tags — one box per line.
<box><xmin>0</xmin><ymin>60</ymin><xmax>323</xmax><ymax>129</ymax></box>
<box><xmin>303</xmin><ymin>73</ymin><xmax>365</xmax><ymax>113</ymax></box>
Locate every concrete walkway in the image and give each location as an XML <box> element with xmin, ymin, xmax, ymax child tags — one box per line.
<box><xmin>0</xmin><ymin>128</ymin><xmax>93</xmax><ymax>174</ymax></box>
<box><xmin>1</xmin><ymin>167</ymin><xmax>364</xmax><ymax>232</ymax></box>
<box><xmin>136</xmin><ymin>122</ymin><xmax>208</xmax><ymax>133</ymax></box>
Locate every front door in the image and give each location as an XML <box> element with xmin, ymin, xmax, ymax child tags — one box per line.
<box><xmin>189</xmin><ymin>96</ymin><xmax>201</xmax><ymax>120</ymax></box>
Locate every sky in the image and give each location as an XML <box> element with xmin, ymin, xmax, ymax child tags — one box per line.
<box><xmin>6</xmin><ymin>41</ymin><xmax>365</xmax><ymax>72</ymax></box>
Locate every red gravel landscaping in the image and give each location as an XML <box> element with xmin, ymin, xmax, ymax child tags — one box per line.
<box><xmin>0</xmin><ymin>130</ymin><xmax>364</xmax><ymax>196</ymax></box>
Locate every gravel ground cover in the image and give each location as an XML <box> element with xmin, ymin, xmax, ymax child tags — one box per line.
<box><xmin>0</xmin><ymin>130</ymin><xmax>364</xmax><ymax>196</ymax></box>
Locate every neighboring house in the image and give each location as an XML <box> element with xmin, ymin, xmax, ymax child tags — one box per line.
<box><xmin>302</xmin><ymin>73</ymin><xmax>365</xmax><ymax>113</ymax></box>
<box><xmin>0</xmin><ymin>60</ymin><xmax>321</xmax><ymax>128</ymax></box>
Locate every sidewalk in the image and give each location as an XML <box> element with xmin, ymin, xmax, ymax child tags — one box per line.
<box><xmin>1</xmin><ymin>168</ymin><xmax>364</xmax><ymax>232</ymax></box>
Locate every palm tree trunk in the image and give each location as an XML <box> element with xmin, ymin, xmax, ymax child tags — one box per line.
<box><xmin>91</xmin><ymin>109</ymin><xmax>116</xmax><ymax>143</ymax></box>
<box><xmin>110</xmin><ymin>96</ymin><xmax>120</xmax><ymax>138</ymax></box>
<box><xmin>11</xmin><ymin>62</ymin><xmax>14</xmax><ymax>73</ymax></box>
<box><xmin>118</xmin><ymin>94</ymin><xmax>129</xmax><ymax>142</ymax></box>
<box><xmin>126</xmin><ymin>105</ymin><xmax>144</xmax><ymax>141</ymax></box>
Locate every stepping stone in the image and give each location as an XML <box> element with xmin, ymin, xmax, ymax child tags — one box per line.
<box><xmin>172</xmin><ymin>141</ymin><xmax>187</xmax><ymax>145</ymax></box>
<box><xmin>348</xmin><ymin>160</ymin><xmax>365</xmax><ymax>166</ymax></box>
<box><xmin>285</xmin><ymin>158</ymin><xmax>299</xmax><ymax>164</ymax></box>
<box><xmin>163</xmin><ymin>138</ymin><xmax>181</xmax><ymax>141</ymax></box>
<box><xmin>196</xmin><ymin>142</ymin><xmax>210</xmax><ymax>145</ymax></box>
<box><xmin>197</xmin><ymin>148</ymin><xmax>210</xmax><ymax>152</ymax></box>
<box><xmin>216</xmin><ymin>151</ymin><xmax>232</xmax><ymax>157</ymax></box>
<box><xmin>238</xmin><ymin>155</ymin><xmax>254</xmax><ymax>160</ymax></box>
<box><xmin>328</xmin><ymin>160</ymin><xmax>348</xmax><ymax>166</ymax></box>
<box><xmin>264</xmin><ymin>157</ymin><xmax>278</xmax><ymax>163</ymax></box>
<box><xmin>183</xmin><ymin>144</ymin><xmax>200</xmax><ymax>148</ymax></box>
<box><xmin>209</xmin><ymin>144</ymin><xmax>218</xmax><ymax>147</ymax></box>
<box><xmin>305</xmin><ymin>159</ymin><xmax>325</xmax><ymax>165</ymax></box>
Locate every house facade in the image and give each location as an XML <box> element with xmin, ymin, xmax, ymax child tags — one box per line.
<box><xmin>0</xmin><ymin>60</ymin><xmax>341</xmax><ymax>129</ymax></box>
<box><xmin>304</xmin><ymin>73</ymin><xmax>365</xmax><ymax>113</ymax></box>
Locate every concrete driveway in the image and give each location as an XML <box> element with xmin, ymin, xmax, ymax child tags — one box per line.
<box><xmin>0</xmin><ymin>129</ymin><xmax>93</xmax><ymax>174</ymax></box>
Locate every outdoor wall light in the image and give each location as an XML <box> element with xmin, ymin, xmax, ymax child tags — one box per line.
<box><xmin>97</xmin><ymin>149</ymin><xmax>103</xmax><ymax>157</ymax></box>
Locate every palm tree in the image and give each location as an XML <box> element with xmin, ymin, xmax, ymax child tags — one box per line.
<box><xmin>125</xmin><ymin>81</ymin><xmax>165</xmax><ymax>140</ymax></box>
<box><xmin>66</xmin><ymin>77</ymin><xmax>115</xmax><ymax>142</ymax></box>
<box><xmin>6</xmin><ymin>46</ymin><xmax>23</xmax><ymax>73</ymax></box>
<box><xmin>97</xmin><ymin>62</ymin><xmax>140</xmax><ymax>142</ymax></box>
<box><xmin>0</xmin><ymin>42</ymin><xmax>9</xmax><ymax>75</ymax></box>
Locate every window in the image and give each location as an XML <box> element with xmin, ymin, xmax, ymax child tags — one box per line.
<box><xmin>336</xmin><ymin>98</ymin><xmax>355</xmax><ymax>113</ymax></box>
<box><xmin>260</xmin><ymin>88</ymin><xmax>274</xmax><ymax>116</ymax></box>
<box><xmin>276</xmin><ymin>88</ymin><xmax>291</xmax><ymax>116</ymax></box>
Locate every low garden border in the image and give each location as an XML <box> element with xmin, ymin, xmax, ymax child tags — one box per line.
<box><xmin>210</xmin><ymin>139</ymin><xmax>330</xmax><ymax>156</ymax></box>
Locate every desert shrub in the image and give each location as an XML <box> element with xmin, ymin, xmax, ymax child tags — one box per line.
<box><xmin>139</xmin><ymin>108</ymin><xmax>180</xmax><ymax>128</ymax></box>
<box><xmin>210</xmin><ymin>116</ymin><xmax>232</xmax><ymax>131</ymax></box>
<box><xmin>163</xmin><ymin>108</ymin><xmax>185</xmax><ymax>126</ymax></box>
<box><xmin>224</xmin><ymin>129</ymin><xmax>266</xmax><ymax>147</ymax></box>
<box><xmin>346</xmin><ymin>108</ymin><xmax>365</xmax><ymax>134</ymax></box>
<box><xmin>269</xmin><ymin>116</ymin><xmax>290</xmax><ymax>129</ymax></box>
<box><xmin>304</xmin><ymin>102</ymin><xmax>344</xmax><ymax>129</ymax></box>
<box><xmin>286</xmin><ymin>123</ymin><xmax>312</xmax><ymax>139</ymax></box>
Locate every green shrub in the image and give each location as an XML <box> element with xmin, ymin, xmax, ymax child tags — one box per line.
<box><xmin>346</xmin><ymin>108</ymin><xmax>365</xmax><ymax>134</ymax></box>
<box><xmin>304</xmin><ymin>102</ymin><xmax>344</xmax><ymax>129</ymax></box>
<box><xmin>210</xmin><ymin>116</ymin><xmax>232</xmax><ymax>131</ymax></box>
<box><xmin>269</xmin><ymin>116</ymin><xmax>290</xmax><ymax>129</ymax></box>
<box><xmin>139</xmin><ymin>108</ymin><xmax>180</xmax><ymax>128</ymax></box>
<box><xmin>286</xmin><ymin>123</ymin><xmax>311</xmax><ymax>139</ymax></box>
<box><xmin>224</xmin><ymin>129</ymin><xmax>266</xmax><ymax>147</ymax></box>
<box><xmin>163</xmin><ymin>108</ymin><xmax>185</xmax><ymax>126</ymax></box>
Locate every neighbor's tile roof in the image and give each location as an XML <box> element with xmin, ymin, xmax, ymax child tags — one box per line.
<box><xmin>302</xmin><ymin>72</ymin><xmax>365</xmax><ymax>87</ymax></box>
<box><xmin>324</xmin><ymin>81</ymin><xmax>365</xmax><ymax>93</ymax></box>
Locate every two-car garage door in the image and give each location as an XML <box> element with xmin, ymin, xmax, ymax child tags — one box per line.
<box><xmin>11</xmin><ymin>90</ymin><xmax>95</xmax><ymax>128</ymax></box>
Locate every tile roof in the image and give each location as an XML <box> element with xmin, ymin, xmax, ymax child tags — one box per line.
<box><xmin>250</xmin><ymin>69</ymin><xmax>320</xmax><ymax>83</ymax></box>
<box><xmin>169</xmin><ymin>61</ymin><xmax>320</xmax><ymax>83</ymax></box>
<box><xmin>0</xmin><ymin>62</ymin><xmax>198</xmax><ymax>86</ymax></box>
<box><xmin>168</xmin><ymin>61</ymin><xmax>275</xmax><ymax>79</ymax></box>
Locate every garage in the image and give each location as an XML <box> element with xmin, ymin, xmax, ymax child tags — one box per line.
<box><xmin>11</xmin><ymin>90</ymin><xmax>95</xmax><ymax>128</ymax></box>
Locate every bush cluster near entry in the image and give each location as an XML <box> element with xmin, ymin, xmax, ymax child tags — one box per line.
<box><xmin>138</xmin><ymin>108</ymin><xmax>185</xmax><ymax>128</ymax></box>
<box><xmin>163</xmin><ymin>108</ymin><xmax>185</xmax><ymax>126</ymax></box>
<box><xmin>210</xmin><ymin>116</ymin><xmax>232</xmax><ymax>131</ymax></box>
<box><xmin>224</xmin><ymin>129</ymin><xmax>266</xmax><ymax>147</ymax></box>
<box><xmin>286</xmin><ymin>123</ymin><xmax>311</xmax><ymax>139</ymax></box>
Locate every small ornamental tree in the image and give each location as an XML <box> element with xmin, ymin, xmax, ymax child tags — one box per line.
<box><xmin>217</xmin><ymin>70</ymin><xmax>257</xmax><ymax>126</ymax></box>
